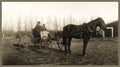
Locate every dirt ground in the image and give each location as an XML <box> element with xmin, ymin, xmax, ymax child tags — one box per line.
<box><xmin>2</xmin><ymin>36</ymin><xmax>118</xmax><ymax>65</ymax></box>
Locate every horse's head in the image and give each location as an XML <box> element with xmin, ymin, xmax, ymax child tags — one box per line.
<box><xmin>96</xmin><ymin>17</ymin><xmax>106</xmax><ymax>31</ymax></box>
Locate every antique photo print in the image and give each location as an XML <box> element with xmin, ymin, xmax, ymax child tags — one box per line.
<box><xmin>2</xmin><ymin>2</ymin><xmax>118</xmax><ymax>65</ymax></box>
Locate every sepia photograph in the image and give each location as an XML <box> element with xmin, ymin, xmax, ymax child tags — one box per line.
<box><xmin>2</xmin><ymin>2</ymin><xmax>118</xmax><ymax>65</ymax></box>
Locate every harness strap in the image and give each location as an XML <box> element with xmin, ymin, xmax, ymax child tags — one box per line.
<box><xmin>82</xmin><ymin>23</ymin><xmax>93</xmax><ymax>33</ymax></box>
<box><xmin>71</xmin><ymin>24</ymin><xmax>93</xmax><ymax>38</ymax></box>
<box><xmin>87</xmin><ymin>25</ymin><xmax>93</xmax><ymax>33</ymax></box>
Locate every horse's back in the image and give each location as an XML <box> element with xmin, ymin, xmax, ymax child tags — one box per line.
<box><xmin>63</xmin><ymin>24</ymin><xmax>78</xmax><ymax>32</ymax></box>
<box><xmin>64</xmin><ymin>24</ymin><xmax>78</xmax><ymax>28</ymax></box>
<box><xmin>63</xmin><ymin>24</ymin><xmax>82</xmax><ymax>38</ymax></box>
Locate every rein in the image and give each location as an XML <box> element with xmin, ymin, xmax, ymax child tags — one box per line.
<box><xmin>82</xmin><ymin>23</ymin><xmax>93</xmax><ymax>33</ymax></box>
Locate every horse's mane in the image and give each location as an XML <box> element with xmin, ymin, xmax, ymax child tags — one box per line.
<box><xmin>88</xmin><ymin>18</ymin><xmax>99</xmax><ymax>25</ymax></box>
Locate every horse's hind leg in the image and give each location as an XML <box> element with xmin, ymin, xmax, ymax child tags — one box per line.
<box><xmin>68</xmin><ymin>38</ymin><xmax>72</xmax><ymax>54</ymax></box>
<box><xmin>63</xmin><ymin>37</ymin><xmax>67</xmax><ymax>54</ymax></box>
<box><xmin>56</xmin><ymin>37</ymin><xmax>61</xmax><ymax>50</ymax></box>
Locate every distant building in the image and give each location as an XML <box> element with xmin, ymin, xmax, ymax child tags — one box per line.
<box><xmin>105</xmin><ymin>21</ymin><xmax>118</xmax><ymax>37</ymax></box>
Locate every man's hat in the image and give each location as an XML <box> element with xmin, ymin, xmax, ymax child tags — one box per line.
<box><xmin>37</xmin><ymin>21</ymin><xmax>40</xmax><ymax>24</ymax></box>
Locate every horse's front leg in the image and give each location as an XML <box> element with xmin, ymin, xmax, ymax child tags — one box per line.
<box><xmin>57</xmin><ymin>38</ymin><xmax>62</xmax><ymax>51</ymax></box>
<box><xmin>56</xmin><ymin>37</ymin><xmax>60</xmax><ymax>49</ymax></box>
<box><xmin>83</xmin><ymin>38</ymin><xmax>90</xmax><ymax>56</ymax></box>
<box><xmin>68</xmin><ymin>38</ymin><xmax>72</xmax><ymax>54</ymax></box>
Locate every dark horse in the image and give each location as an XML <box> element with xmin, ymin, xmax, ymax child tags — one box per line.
<box><xmin>63</xmin><ymin>17</ymin><xmax>106</xmax><ymax>56</ymax></box>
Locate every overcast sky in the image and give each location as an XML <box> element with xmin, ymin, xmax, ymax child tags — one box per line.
<box><xmin>2</xmin><ymin>2</ymin><xmax>118</xmax><ymax>31</ymax></box>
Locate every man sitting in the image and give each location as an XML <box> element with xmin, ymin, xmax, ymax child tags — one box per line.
<box><xmin>42</xmin><ymin>24</ymin><xmax>47</xmax><ymax>31</ymax></box>
<box><xmin>33</xmin><ymin>21</ymin><xmax>42</xmax><ymax>44</ymax></box>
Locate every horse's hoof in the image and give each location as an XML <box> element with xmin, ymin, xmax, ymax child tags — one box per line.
<box><xmin>83</xmin><ymin>54</ymin><xmax>87</xmax><ymax>57</ymax></box>
<box><xmin>63</xmin><ymin>53</ymin><xmax>66</xmax><ymax>55</ymax></box>
<box><xmin>63</xmin><ymin>52</ymin><xmax>67</xmax><ymax>55</ymax></box>
<box><xmin>69</xmin><ymin>51</ymin><xmax>71</xmax><ymax>54</ymax></box>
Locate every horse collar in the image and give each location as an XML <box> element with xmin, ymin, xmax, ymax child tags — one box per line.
<box><xmin>87</xmin><ymin>25</ymin><xmax>93</xmax><ymax>33</ymax></box>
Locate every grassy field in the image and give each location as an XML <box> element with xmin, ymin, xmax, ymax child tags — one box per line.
<box><xmin>2</xmin><ymin>36</ymin><xmax>118</xmax><ymax>65</ymax></box>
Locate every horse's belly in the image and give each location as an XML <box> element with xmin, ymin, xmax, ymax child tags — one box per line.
<box><xmin>70</xmin><ymin>33</ymin><xmax>82</xmax><ymax>39</ymax></box>
<box><xmin>72</xmin><ymin>35</ymin><xmax>82</xmax><ymax>39</ymax></box>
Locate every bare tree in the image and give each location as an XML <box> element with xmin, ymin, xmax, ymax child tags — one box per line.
<box><xmin>63</xmin><ymin>17</ymin><xmax>66</xmax><ymax>27</ymax></box>
<box><xmin>58</xmin><ymin>18</ymin><xmax>62</xmax><ymax>30</ymax></box>
<box><xmin>47</xmin><ymin>16</ymin><xmax>52</xmax><ymax>30</ymax></box>
<box><xmin>2</xmin><ymin>20</ymin><xmax>8</xmax><ymax>35</ymax></box>
<box><xmin>27</xmin><ymin>17</ymin><xmax>33</xmax><ymax>31</ymax></box>
<box><xmin>17</xmin><ymin>16</ymin><xmax>21</xmax><ymax>32</ymax></box>
<box><xmin>67</xmin><ymin>15</ymin><xmax>73</xmax><ymax>24</ymax></box>
<box><xmin>53</xmin><ymin>17</ymin><xmax>58</xmax><ymax>31</ymax></box>
<box><xmin>79</xmin><ymin>18</ymin><xmax>82</xmax><ymax>25</ymax></box>
<box><xmin>24</xmin><ymin>18</ymin><xmax>28</xmax><ymax>31</ymax></box>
